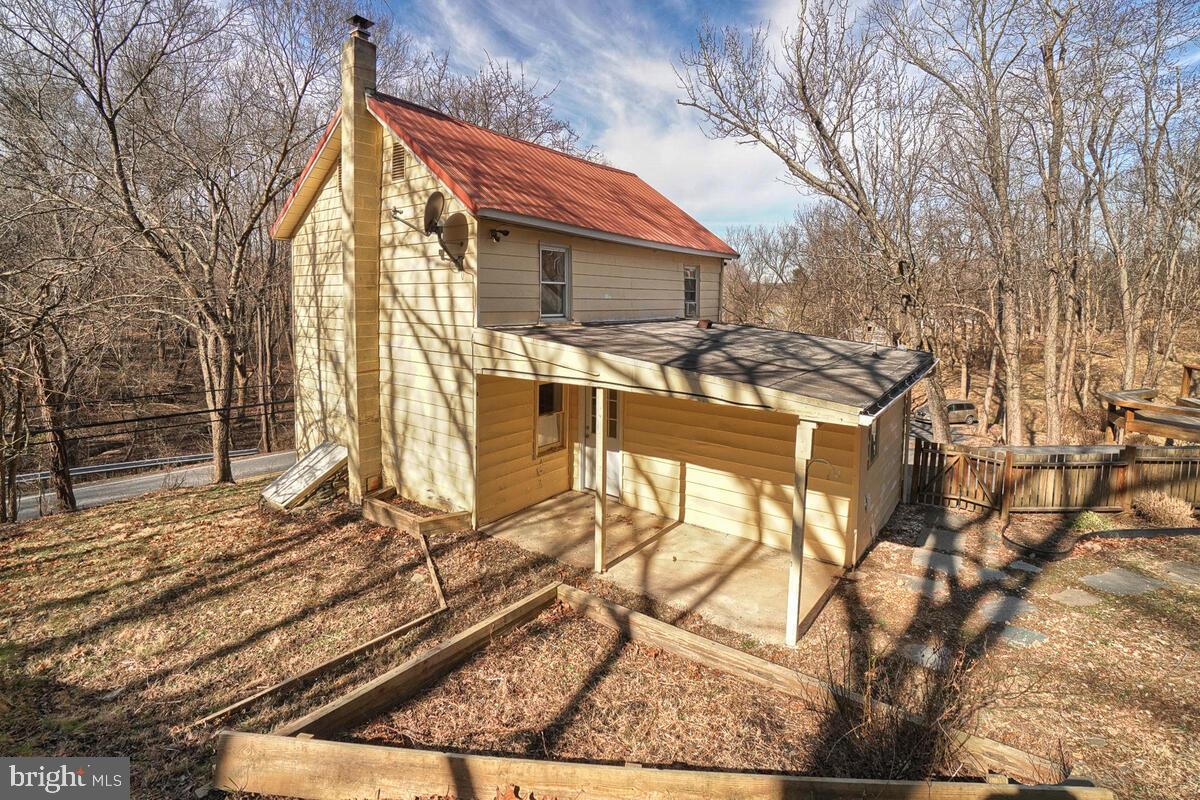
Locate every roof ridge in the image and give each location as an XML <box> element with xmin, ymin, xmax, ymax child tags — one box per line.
<box><xmin>369</xmin><ymin>91</ymin><xmax>633</xmax><ymax>176</ymax></box>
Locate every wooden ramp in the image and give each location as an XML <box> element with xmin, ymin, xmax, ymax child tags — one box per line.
<box><xmin>260</xmin><ymin>442</ymin><xmax>347</xmax><ymax>510</ymax></box>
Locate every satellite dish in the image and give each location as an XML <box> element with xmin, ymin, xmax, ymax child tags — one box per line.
<box><xmin>440</xmin><ymin>212</ymin><xmax>469</xmax><ymax>269</ymax></box>
<box><xmin>423</xmin><ymin>191</ymin><xmax>445</xmax><ymax>236</ymax></box>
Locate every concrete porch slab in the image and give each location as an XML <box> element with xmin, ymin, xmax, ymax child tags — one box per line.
<box><xmin>482</xmin><ymin>491</ymin><xmax>842</xmax><ymax>645</ymax></box>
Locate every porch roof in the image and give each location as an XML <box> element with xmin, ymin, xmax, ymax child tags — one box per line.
<box><xmin>479</xmin><ymin>320</ymin><xmax>934</xmax><ymax>424</ymax></box>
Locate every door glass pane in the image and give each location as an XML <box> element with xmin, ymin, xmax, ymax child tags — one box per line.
<box><xmin>541</xmin><ymin>283</ymin><xmax>565</xmax><ymax>316</ymax></box>
<box><xmin>607</xmin><ymin>393</ymin><xmax>618</xmax><ymax>439</ymax></box>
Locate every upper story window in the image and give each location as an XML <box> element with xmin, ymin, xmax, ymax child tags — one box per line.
<box><xmin>540</xmin><ymin>245</ymin><xmax>570</xmax><ymax>319</ymax></box>
<box><xmin>683</xmin><ymin>266</ymin><xmax>699</xmax><ymax>319</ymax></box>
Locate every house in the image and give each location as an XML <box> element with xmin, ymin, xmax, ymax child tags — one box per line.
<box><xmin>272</xmin><ymin>17</ymin><xmax>935</xmax><ymax>645</ymax></box>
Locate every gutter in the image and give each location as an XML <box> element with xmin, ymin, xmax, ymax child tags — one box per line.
<box><xmin>857</xmin><ymin>356</ymin><xmax>938</xmax><ymax>426</ymax></box>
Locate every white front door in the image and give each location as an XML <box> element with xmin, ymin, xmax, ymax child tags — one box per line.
<box><xmin>582</xmin><ymin>388</ymin><xmax>621</xmax><ymax>498</ymax></box>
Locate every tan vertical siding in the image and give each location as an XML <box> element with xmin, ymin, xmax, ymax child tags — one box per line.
<box><xmin>477</xmin><ymin>223</ymin><xmax>722</xmax><ymax>326</ymax></box>
<box><xmin>291</xmin><ymin>171</ymin><xmax>347</xmax><ymax>454</ymax></box>
<box><xmin>378</xmin><ymin>131</ymin><xmax>477</xmax><ymax>511</ymax></box>
<box><xmin>857</xmin><ymin>398</ymin><xmax>905</xmax><ymax>559</ymax></box>
<box><xmin>620</xmin><ymin>393</ymin><xmax>859</xmax><ymax>566</ymax></box>
<box><xmin>475</xmin><ymin>375</ymin><xmax>571</xmax><ymax>525</ymax></box>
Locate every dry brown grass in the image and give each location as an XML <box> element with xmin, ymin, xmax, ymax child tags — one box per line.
<box><xmin>1132</xmin><ymin>491</ymin><xmax>1198</xmax><ymax>527</ymax></box>
<box><xmin>351</xmin><ymin>603</ymin><xmax>833</xmax><ymax>775</ymax></box>
<box><xmin>855</xmin><ymin>505</ymin><xmax>1200</xmax><ymax>800</ymax></box>
<box><xmin>5</xmin><ymin>480</ymin><xmax>1196</xmax><ymax>800</ymax></box>
<box><xmin>0</xmin><ymin>480</ymin><xmax>448</xmax><ymax>797</ymax></box>
<box><xmin>348</xmin><ymin>602</ymin><xmax>1020</xmax><ymax>783</ymax></box>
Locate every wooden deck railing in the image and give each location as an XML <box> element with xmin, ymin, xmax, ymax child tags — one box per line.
<box><xmin>910</xmin><ymin>440</ymin><xmax>1200</xmax><ymax>519</ymax></box>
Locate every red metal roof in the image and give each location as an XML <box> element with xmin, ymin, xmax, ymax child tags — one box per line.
<box><xmin>367</xmin><ymin>93</ymin><xmax>736</xmax><ymax>257</ymax></box>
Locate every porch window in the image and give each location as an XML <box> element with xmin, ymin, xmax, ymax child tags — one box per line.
<box><xmin>540</xmin><ymin>245</ymin><xmax>569</xmax><ymax>319</ymax></box>
<box><xmin>536</xmin><ymin>382</ymin><xmax>565</xmax><ymax>453</ymax></box>
<box><xmin>683</xmin><ymin>266</ymin><xmax>699</xmax><ymax>319</ymax></box>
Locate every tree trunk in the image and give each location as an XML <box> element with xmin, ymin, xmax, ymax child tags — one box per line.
<box><xmin>200</xmin><ymin>331</ymin><xmax>235</xmax><ymax>483</ymax></box>
<box><xmin>959</xmin><ymin>345</ymin><xmax>970</xmax><ymax>398</ymax></box>
<box><xmin>999</xmin><ymin>277</ymin><xmax>1025</xmax><ymax>445</ymax></box>
<box><xmin>30</xmin><ymin>335</ymin><xmax>76</xmax><ymax>512</ymax></box>
<box><xmin>925</xmin><ymin>371</ymin><xmax>953</xmax><ymax>444</ymax></box>
<box><xmin>978</xmin><ymin>343</ymin><xmax>998</xmax><ymax>437</ymax></box>
<box><xmin>256</xmin><ymin>306</ymin><xmax>273</xmax><ymax>454</ymax></box>
<box><xmin>1042</xmin><ymin>270</ymin><xmax>1062</xmax><ymax>445</ymax></box>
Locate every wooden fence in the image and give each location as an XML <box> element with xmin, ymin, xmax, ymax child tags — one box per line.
<box><xmin>910</xmin><ymin>440</ymin><xmax>1200</xmax><ymax>519</ymax></box>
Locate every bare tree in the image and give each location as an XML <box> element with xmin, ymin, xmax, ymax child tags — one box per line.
<box><xmin>404</xmin><ymin>54</ymin><xmax>601</xmax><ymax>160</ymax></box>
<box><xmin>679</xmin><ymin>0</ymin><xmax>955</xmax><ymax>441</ymax></box>
<box><xmin>0</xmin><ymin>0</ymin><xmax>348</xmax><ymax>482</ymax></box>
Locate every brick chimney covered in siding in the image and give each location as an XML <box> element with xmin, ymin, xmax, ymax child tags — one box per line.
<box><xmin>341</xmin><ymin>14</ymin><xmax>383</xmax><ymax>502</ymax></box>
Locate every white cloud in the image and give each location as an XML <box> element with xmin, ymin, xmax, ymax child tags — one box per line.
<box><xmin>599</xmin><ymin>112</ymin><xmax>797</xmax><ymax>228</ymax></box>
<box><xmin>390</xmin><ymin>0</ymin><xmax>802</xmax><ymax>229</ymax></box>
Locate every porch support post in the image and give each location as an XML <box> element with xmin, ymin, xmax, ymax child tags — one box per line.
<box><xmin>785</xmin><ymin>420</ymin><xmax>816</xmax><ymax>647</ymax></box>
<box><xmin>594</xmin><ymin>387</ymin><xmax>608</xmax><ymax>573</ymax></box>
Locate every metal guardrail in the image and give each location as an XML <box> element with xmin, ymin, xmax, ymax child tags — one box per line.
<box><xmin>17</xmin><ymin>448</ymin><xmax>260</xmax><ymax>485</ymax></box>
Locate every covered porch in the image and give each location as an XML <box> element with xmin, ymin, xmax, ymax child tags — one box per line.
<box><xmin>472</xmin><ymin>321</ymin><xmax>932</xmax><ymax>644</ymax></box>
<box><xmin>482</xmin><ymin>491</ymin><xmax>842</xmax><ymax>645</ymax></box>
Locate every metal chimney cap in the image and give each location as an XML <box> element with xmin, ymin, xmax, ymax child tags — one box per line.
<box><xmin>347</xmin><ymin>14</ymin><xmax>375</xmax><ymax>33</ymax></box>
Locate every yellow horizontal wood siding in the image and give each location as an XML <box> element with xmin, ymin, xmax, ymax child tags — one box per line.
<box><xmin>291</xmin><ymin>170</ymin><xmax>346</xmax><ymax>455</ymax></box>
<box><xmin>378</xmin><ymin>131</ymin><xmax>477</xmax><ymax>511</ymax></box>
<box><xmin>477</xmin><ymin>223</ymin><xmax>722</xmax><ymax>325</ymax></box>
<box><xmin>475</xmin><ymin>376</ymin><xmax>572</xmax><ymax>525</ymax></box>
<box><xmin>620</xmin><ymin>393</ymin><xmax>859</xmax><ymax>566</ymax></box>
<box><xmin>857</xmin><ymin>399</ymin><xmax>905</xmax><ymax>560</ymax></box>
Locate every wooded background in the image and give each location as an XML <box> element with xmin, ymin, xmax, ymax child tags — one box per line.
<box><xmin>1</xmin><ymin>0</ymin><xmax>1196</xmax><ymax>519</ymax></box>
<box><xmin>683</xmin><ymin>0</ymin><xmax>1200</xmax><ymax>447</ymax></box>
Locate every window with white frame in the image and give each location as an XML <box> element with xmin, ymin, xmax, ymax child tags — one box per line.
<box><xmin>540</xmin><ymin>245</ymin><xmax>569</xmax><ymax>319</ymax></box>
<box><xmin>683</xmin><ymin>266</ymin><xmax>699</xmax><ymax>319</ymax></box>
<box><xmin>867</xmin><ymin>419</ymin><xmax>879</xmax><ymax>466</ymax></box>
<box><xmin>536</xmin><ymin>382</ymin><xmax>565</xmax><ymax>453</ymax></box>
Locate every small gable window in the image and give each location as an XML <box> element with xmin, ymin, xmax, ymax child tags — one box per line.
<box><xmin>540</xmin><ymin>245</ymin><xmax>569</xmax><ymax>319</ymax></box>
<box><xmin>390</xmin><ymin>143</ymin><xmax>405</xmax><ymax>182</ymax></box>
<box><xmin>536</xmin><ymin>382</ymin><xmax>565</xmax><ymax>453</ymax></box>
<box><xmin>683</xmin><ymin>266</ymin><xmax>699</xmax><ymax>319</ymax></box>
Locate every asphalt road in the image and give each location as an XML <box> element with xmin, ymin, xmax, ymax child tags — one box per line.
<box><xmin>17</xmin><ymin>450</ymin><xmax>297</xmax><ymax>521</ymax></box>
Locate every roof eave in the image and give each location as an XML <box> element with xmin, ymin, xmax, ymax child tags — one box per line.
<box><xmin>271</xmin><ymin>112</ymin><xmax>342</xmax><ymax>240</ymax></box>
<box><xmin>477</xmin><ymin>208</ymin><xmax>738</xmax><ymax>260</ymax></box>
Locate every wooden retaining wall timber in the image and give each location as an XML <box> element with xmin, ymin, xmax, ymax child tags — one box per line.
<box><xmin>213</xmin><ymin>730</ymin><xmax>1115</xmax><ymax>800</ymax></box>
<box><xmin>361</xmin><ymin>488</ymin><xmax>471</xmax><ymax>536</ymax></box>
<box><xmin>232</xmin><ymin>584</ymin><xmax>1089</xmax><ymax>793</ymax></box>
<box><xmin>911</xmin><ymin>440</ymin><xmax>1200</xmax><ymax>518</ymax></box>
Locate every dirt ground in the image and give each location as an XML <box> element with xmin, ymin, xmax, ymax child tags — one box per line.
<box><xmin>2</xmin><ymin>479</ymin><xmax>1197</xmax><ymax>799</ymax></box>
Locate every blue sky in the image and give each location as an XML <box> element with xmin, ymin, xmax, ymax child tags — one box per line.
<box><xmin>378</xmin><ymin>0</ymin><xmax>802</xmax><ymax>231</ymax></box>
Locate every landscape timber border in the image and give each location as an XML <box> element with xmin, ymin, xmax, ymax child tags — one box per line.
<box><xmin>213</xmin><ymin>583</ymin><xmax>1114</xmax><ymax>800</ymax></box>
